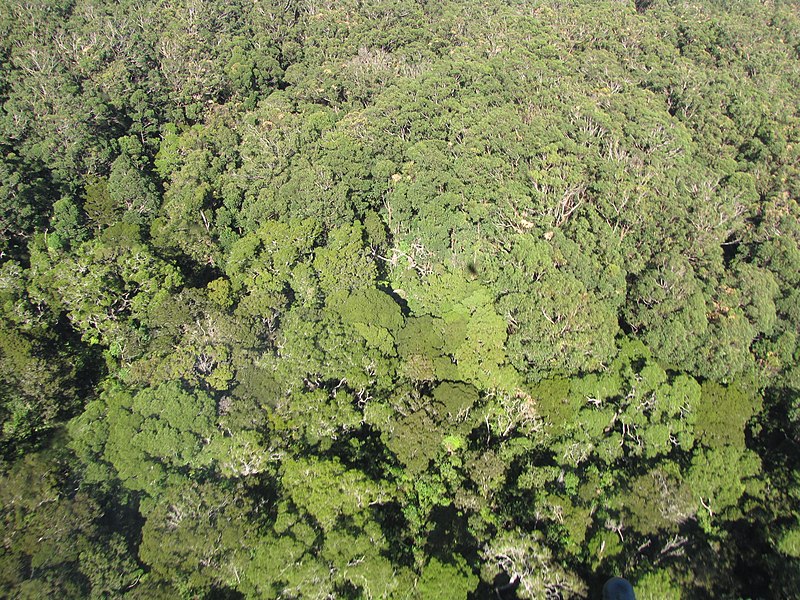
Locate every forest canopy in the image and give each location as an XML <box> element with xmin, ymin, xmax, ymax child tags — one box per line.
<box><xmin>1</xmin><ymin>0</ymin><xmax>800</xmax><ymax>597</ymax></box>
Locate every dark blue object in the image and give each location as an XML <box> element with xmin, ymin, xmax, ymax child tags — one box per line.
<box><xmin>603</xmin><ymin>577</ymin><xmax>636</xmax><ymax>600</ymax></box>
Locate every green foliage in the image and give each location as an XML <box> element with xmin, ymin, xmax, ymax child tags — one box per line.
<box><xmin>201</xmin><ymin>430</ymin><xmax>270</xmax><ymax>478</ymax></box>
<box><xmin>79</xmin><ymin>533</ymin><xmax>144</xmax><ymax>599</ymax></box>
<box><xmin>417</xmin><ymin>555</ymin><xmax>478</xmax><ymax>599</ymax></box>
<box><xmin>688</xmin><ymin>445</ymin><xmax>762</xmax><ymax>526</ymax></box>
<box><xmin>0</xmin><ymin>442</ymin><xmax>143</xmax><ymax>599</ymax></box>
<box><xmin>635</xmin><ymin>570</ymin><xmax>683</xmax><ymax>600</ymax></box>
<box><xmin>380</xmin><ymin>407</ymin><xmax>443</xmax><ymax>475</ymax></box>
<box><xmin>433</xmin><ymin>382</ymin><xmax>479</xmax><ymax>422</ymax></box>
<box><xmin>481</xmin><ymin>530</ymin><xmax>586</xmax><ymax>599</ymax></box>
<box><xmin>71</xmin><ymin>382</ymin><xmax>216</xmax><ymax>495</ymax></box>
<box><xmin>1</xmin><ymin>0</ymin><xmax>799</xmax><ymax>597</ymax></box>
<box><xmin>138</xmin><ymin>480</ymin><xmax>258</xmax><ymax>594</ymax></box>
<box><xmin>107</xmin><ymin>146</ymin><xmax>161</xmax><ymax>226</ymax></box>
<box><xmin>314</xmin><ymin>220</ymin><xmax>377</xmax><ymax>300</ymax></box>
<box><xmin>0</xmin><ymin>321</ymin><xmax>83</xmax><ymax>456</ymax></box>
<box><xmin>39</xmin><ymin>224</ymin><xmax>183</xmax><ymax>355</ymax></box>
<box><xmin>0</xmin><ymin>153</ymin><xmax>53</xmax><ymax>260</ymax></box>
<box><xmin>48</xmin><ymin>196</ymin><xmax>87</xmax><ymax>251</ymax></box>
<box><xmin>695</xmin><ymin>381</ymin><xmax>761</xmax><ymax>449</ymax></box>
<box><xmin>622</xmin><ymin>468</ymin><xmax>696</xmax><ymax>535</ymax></box>
<box><xmin>82</xmin><ymin>177</ymin><xmax>118</xmax><ymax>231</ymax></box>
<box><xmin>282</xmin><ymin>457</ymin><xmax>387</xmax><ymax>532</ymax></box>
<box><xmin>777</xmin><ymin>526</ymin><xmax>800</xmax><ymax>558</ymax></box>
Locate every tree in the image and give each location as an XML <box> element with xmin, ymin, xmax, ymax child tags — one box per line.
<box><xmin>481</xmin><ymin>530</ymin><xmax>586</xmax><ymax>600</ymax></box>
<box><xmin>416</xmin><ymin>555</ymin><xmax>478</xmax><ymax>599</ymax></box>
<box><xmin>0</xmin><ymin>152</ymin><xmax>54</xmax><ymax>260</ymax></box>
<box><xmin>0</xmin><ymin>321</ymin><xmax>84</xmax><ymax>456</ymax></box>
<box><xmin>71</xmin><ymin>382</ymin><xmax>216</xmax><ymax>496</ymax></box>
<box><xmin>138</xmin><ymin>480</ymin><xmax>258</xmax><ymax>595</ymax></box>
<box><xmin>39</xmin><ymin>223</ymin><xmax>183</xmax><ymax>359</ymax></box>
<box><xmin>281</xmin><ymin>457</ymin><xmax>388</xmax><ymax>532</ymax></box>
<box><xmin>2</xmin><ymin>0</ymin><xmax>800</xmax><ymax>596</ymax></box>
<box><xmin>0</xmin><ymin>442</ymin><xmax>143</xmax><ymax>599</ymax></box>
<box><xmin>107</xmin><ymin>142</ymin><xmax>161</xmax><ymax>227</ymax></box>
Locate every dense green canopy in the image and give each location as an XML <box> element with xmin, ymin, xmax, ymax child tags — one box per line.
<box><xmin>1</xmin><ymin>0</ymin><xmax>800</xmax><ymax>597</ymax></box>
